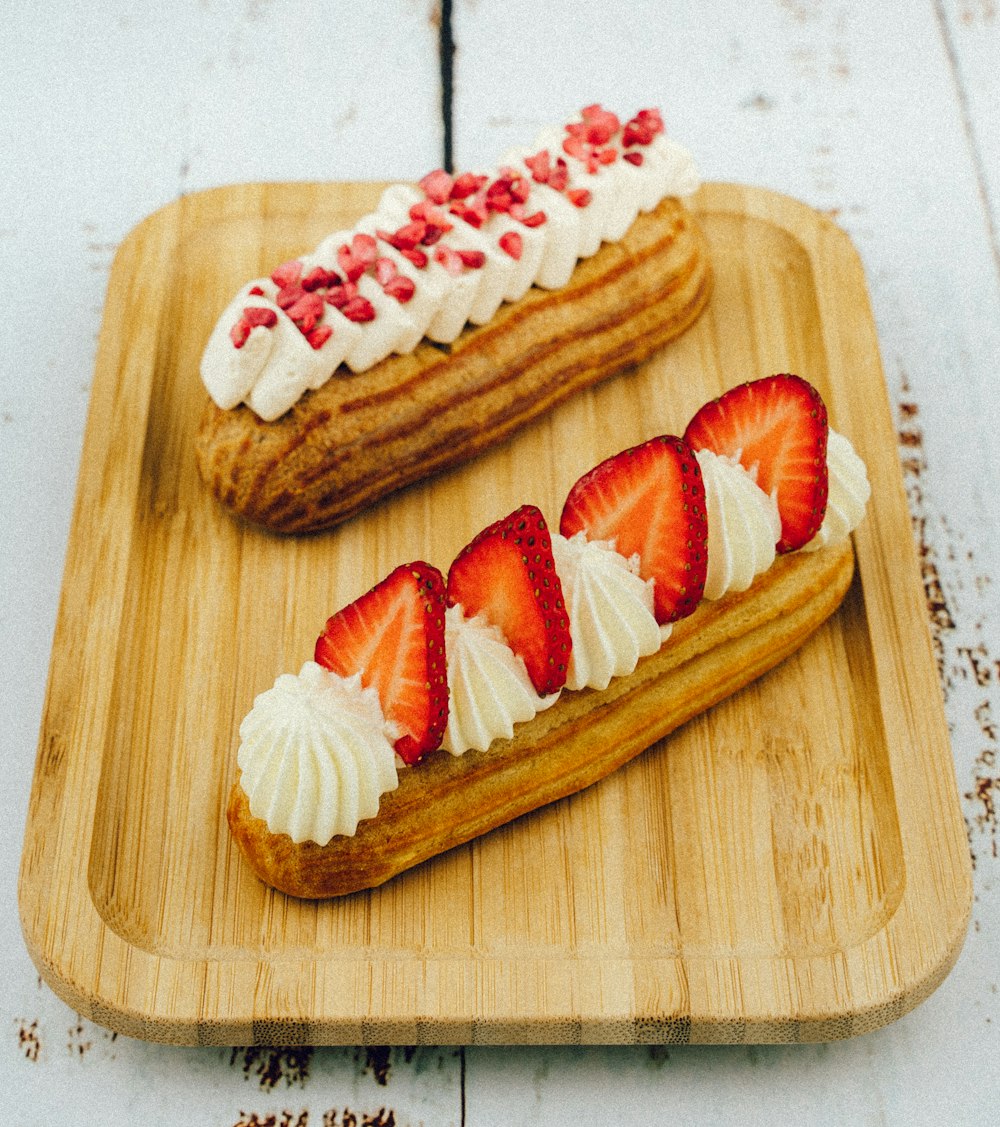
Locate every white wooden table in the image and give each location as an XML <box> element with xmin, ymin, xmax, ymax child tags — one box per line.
<box><xmin>3</xmin><ymin>2</ymin><xmax>998</xmax><ymax>1122</ymax></box>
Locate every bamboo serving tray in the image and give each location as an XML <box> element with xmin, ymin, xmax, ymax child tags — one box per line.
<box><xmin>19</xmin><ymin>182</ymin><xmax>971</xmax><ymax>1045</ymax></box>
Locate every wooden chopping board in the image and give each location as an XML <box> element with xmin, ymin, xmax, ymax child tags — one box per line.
<box><xmin>18</xmin><ymin>182</ymin><xmax>972</xmax><ymax>1045</ymax></box>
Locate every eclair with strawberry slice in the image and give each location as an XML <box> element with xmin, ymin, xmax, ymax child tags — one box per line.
<box><xmin>195</xmin><ymin>105</ymin><xmax>711</xmax><ymax>533</ymax></box>
<box><xmin>227</xmin><ymin>375</ymin><xmax>870</xmax><ymax>898</ymax></box>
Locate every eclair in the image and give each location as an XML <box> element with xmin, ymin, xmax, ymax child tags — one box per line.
<box><xmin>195</xmin><ymin>106</ymin><xmax>712</xmax><ymax>533</ymax></box>
<box><xmin>226</xmin><ymin>375</ymin><xmax>872</xmax><ymax>898</ymax></box>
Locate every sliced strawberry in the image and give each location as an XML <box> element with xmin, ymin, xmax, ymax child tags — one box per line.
<box><xmin>683</xmin><ymin>373</ymin><xmax>829</xmax><ymax>553</ymax></box>
<box><xmin>447</xmin><ymin>505</ymin><xmax>571</xmax><ymax>696</ymax></box>
<box><xmin>559</xmin><ymin>435</ymin><xmax>708</xmax><ymax>624</ymax></box>
<box><xmin>314</xmin><ymin>562</ymin><xmax>448</xmax><ymax>765</ymax></box>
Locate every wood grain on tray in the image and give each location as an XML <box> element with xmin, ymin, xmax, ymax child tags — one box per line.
<box><xmin>18</xmin><ymin>182</ymin><xmax>971</xmax><ymax>1046</ymax></box>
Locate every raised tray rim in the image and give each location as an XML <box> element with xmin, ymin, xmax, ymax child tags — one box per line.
<box><xmin>18</xmin><ymin>180</ymin><xmax>972</xmax><ymax>1045</ymax></box>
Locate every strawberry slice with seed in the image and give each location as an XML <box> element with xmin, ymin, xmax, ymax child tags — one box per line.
<box><xmin>683</xmin><ymin>373</ymin><xmax>829</xmax><ymax>553</ymax></box>
<box><xmin>314</xmin><ymin>562</ymin><xmax>449</xmax><ymax>765</ymax></box>
<box><xmin>447</xmin><ymin>505</ymin><xmax>572</xmax><ymax>696</ymax></box>
<box><xmin>560</xmin><ymin>435</ymin><xmax>708</xmax><ymax>624</ymax></box>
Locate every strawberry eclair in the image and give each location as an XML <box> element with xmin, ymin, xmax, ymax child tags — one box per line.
<box><xmin>226</xmin><ymin>375</ymin><xmax>871</xmax><ymax>898</ymax></box>
<box><xmin>195</xmin><ymin>106</ymin><xmax>711</xmax><ymax>533</ymax></box>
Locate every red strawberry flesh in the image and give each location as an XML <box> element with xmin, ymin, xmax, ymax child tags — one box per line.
<box><xmin>447</xmin><ymin>505</ymin><xmax>572</xmax><ymax>696</ymax></box>
<box><xmin>314</xmin><ymin>562</ymin><xmax>449</xmax><ymax>765</ymax></box>
<box><xmin>559</xmin><ymin>435</ymin><xmax>708</xmax><ymax>624</ymax></box>
<box><xmin>683</xmin><ymin>373</ymin><xmax>829</xmax><ymax>553</ymax></box>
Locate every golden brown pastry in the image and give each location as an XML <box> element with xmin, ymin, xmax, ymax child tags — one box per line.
<box><xmin>227</xmin><ymin>540</ymin><xmax>854</xmax><ymax>898</ymax></box>
<box><xmin>196</xmin><ymin>196</ymin><xmax>710</xmax><ymax>533</ymax></box>
<box><xmin>225</xmin><ymin>371</ymin><xmax>871</xmax><ymax>899</ymax></box>
<box><xmin>195</xmin><ymin>105</ymin><xmax>712</xmax><ymax>533</ymax></box>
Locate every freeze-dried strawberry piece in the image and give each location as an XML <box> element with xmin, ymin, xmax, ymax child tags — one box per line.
<box><xmin>434</xmin><ymin>245</ymin><xmax>465</xmax><ymax>276</ymax></box>
<box><xmin>230</xmin><ymin>319</ymin><xmax>251</xmax><ymax>348</ymax></box>
<box><xmin>341</xmin><ymin>295</ymin><xmax>377</xmax><ymax>323</ymax></box>
<box><xmin>336</xmin><ymin>246</ymin><xmax>365</xmax><ymax>283</ymax></box>
<box><xmin>623</xmin><ymin>151</ymin><xmax>644</xmax><ymax>166</ymax></box>
<box><xmin>351</xmin><ymin>232</ymin><xmax>378</xmax><ymax>265</ymax></box>
<box><xmin>623</xmin><ymin>107</ymin><xmax>665</xmax><ymax>147</ymax></box>
<box><xmin>270</xmin><ymin>259</ymin><xmax>303</xmax><ymax>288</ymax></box>
<box><xmin>517</xmin><ymin>209</ymin><xmax>546</xmax><ymax>227</ymax></box>
<box><xmin>386</xmin><ymin>220</ymin><xmax>427</xmax><ymax>251</ymax></box>
<box><xmin>230</xmin><ymin>305</ymin><xmax>279</xmax><ymax>348</ymax></box>
<box><xmin>301</xmin><ymin>266</ymin><xmax>341</xmax><ymax>291</ymax></box>
<box><xmin>325</xmin><ymin>281</ymin><xmax>358</xmax><ymax>309</ymax></box>
<box><xmin>305</xmin><ymin>324</ymin><xmax>333</xmax><ymax>350</ymax></box>
<box><xmin>276</xmin><ymin>283</ymin><xmax>306</xmax><ymax>310</ymax></box>
<box><xmin>567</xmin><ymin>188</ymin><xmax>591</xmax><ymax>208</ymax></box>
<box><xmin>285</xmin><ymin>291</ymin><xmax>324</xmax><ymax>332</ymax></box>
<box><xmin>578</xmin><ymin>103</ymin><xmax>621</xmax><ymax>144</ymax></box>
<box><xmin>399</xmin><ymin>247</ymin><xmax>429</xmax><ymax>268</ymax></box>
<box><xmin>337</xmin><ymin>233</ymin><xmax>378</xmax><ymax>283</ymax></box>
<box><xmin>485</xmin><ymin>170</ymin><xmax>531</xmax><ymax>214</ymax></box>
<box><xmin>548</xmin><ymin>157</ymin><xmax>570</xmax><ymax>192</ymax></box>
<box><xmin>524</xmin><ymin>149</ymin><xmax>551</xmax><ymax>183</ymax></box>
<box><xmin>248</xmin><ymin>285</ymin><xmax>266</xmax><ymax>296</ymax></box>
<box><xmin>498</xmin><ymin>231</ymin><xmax>523</xmax><ymax>260</ymax></box>
<box><xmin>374</xmin><ymin>257</ymin><xmax>398</xmax><ymax>286</ymax></box>
<box><xmin>419</xmin><ymin>168</ymin><xmax>454</xmax><ymax>204</ymax></box>
<box><xmin>457</xmin><ymin>249</ymin><xmax>486</xmax><ymax>269</ymax></box>
<box><xmin>242</xmin><ymin>307</ymin><xmax>278</xmax><ymax>329</ymax></box>
<box><xmin>419</xmin><ymin>223</ymin><xmax>446</xmax><ymax>247</ymax></box>
<box><xmin>409</xmin><ymin>200</ymin><xmax>454</xmax><ymax>233</ymax></box>
<box><xmin>450</xmin><ymin>194</ymin><xmax>488</xmax><ymax>228</ymax></box>
<box><xmin>383</xmin><ymin>275</ymin><xmax>416</xmax><ymax>302</ymax></box>
<box><xmin>450</xmin><ymin>171</ymin><xmax>488</xmax><ymax>199</ymax></box>
<box><xmin>562</xmin><ymin>133</ymin><xmax>586</xmax><ymax>157</ymax></box>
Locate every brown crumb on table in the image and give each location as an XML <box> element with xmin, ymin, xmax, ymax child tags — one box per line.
<box><xmin>17</xmin><ymin>1018</ymin><xmax>41</xmax><ymax>1062</ymax></box>
<box><xmin>230</xmin><ymin>1046</ymin><xmax>314</xmax><ymax>1090</ymax></box>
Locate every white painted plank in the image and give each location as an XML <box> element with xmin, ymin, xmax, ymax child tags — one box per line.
<box><xmin>3</xmin><ymin>3</ymin><xmax>458</xmax><ymax>1124</ymax></box>
<box><xmin>452</xmin><ymin>1</ymin><xmax>1000</xmax><ymax>1123</ymax></box>
<box><xmin>4</xmin><ymin>0</ymin><xmax>1000</xmax><ymax>1122</ymax></box>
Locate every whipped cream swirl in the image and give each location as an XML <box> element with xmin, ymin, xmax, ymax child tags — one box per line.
<box><xmin>551</xmin><ymin>532</ymin><xmax>661</xmax><ymax>690</ymax></box>
<box><xmin>697</xmin><ymin>448</ymin><xmax>782</xmax><ymax>600</ymax></box>
<box><xmin>803</xmin><ymin>429</ymin><xmax>871</xmax><ymax>551</ymax></box>
<box><xmin>233</xmin><ymin>433</ymin><xmax>869</xmax><ymax>839</ymax></box>
<box><xmin>237</xmin><ymin>661</ymin><xmax>398</xmax><ymax>844</ymax></box>
<box><xmin>200</xmin><ymin>107</ymin><xmax>700</xmax><ymax>421</ymax></box>
<box><xmin>441</xmin><ymin>605</ymin><xmax>559</xmax><ymax>755</ymax></box>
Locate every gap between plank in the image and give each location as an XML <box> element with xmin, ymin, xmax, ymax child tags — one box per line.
<box><xmin>933</xmin><ymin>0</ymin><xmax>1000</xmax><ymax>282</ymax></box>
<box><xmin>439</xmin><ymin>0</ymin><xmax>456</xmax><ymax>172</ymax></box>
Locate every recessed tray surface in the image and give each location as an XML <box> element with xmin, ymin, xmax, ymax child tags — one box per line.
<box><xmin>18</xmin><ymin>181</ymin><xmax>971</xmax><ymax>1045</ymax></box>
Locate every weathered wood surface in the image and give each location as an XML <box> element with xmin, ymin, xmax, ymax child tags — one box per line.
<box><xmin>4</xmin><ymin>1</ymin><xmax>998</xmax><ymax>1123</ymax></box>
